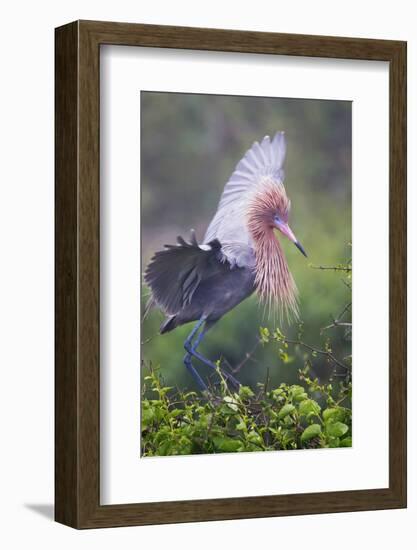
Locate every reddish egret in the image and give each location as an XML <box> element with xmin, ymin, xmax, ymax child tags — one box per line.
<box><xmin>145</xmin><ymin>132</ymin><xmax>306</xmax><ymax>390</ymax></box>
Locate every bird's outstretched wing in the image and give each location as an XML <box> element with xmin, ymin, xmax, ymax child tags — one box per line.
<box><xmin>144</xmin><ymin>230</ymin><xmax>224</xmax><ymax>316</ymax></box>
<box><xmin>204</xmin><ymin>131</ymin><xmax>286</xmax><ymax>267</ymax></box>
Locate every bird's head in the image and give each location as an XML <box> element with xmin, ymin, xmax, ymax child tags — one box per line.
<box><xmin>247</xmin><ymin>182</ymin><xmax>307</xmax><ymax>258</ymax></box>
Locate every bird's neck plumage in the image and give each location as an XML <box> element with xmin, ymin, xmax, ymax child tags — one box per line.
<box><xmin>246</xmin><ymin>183</ymin><xmax>298</xmax><ymax>318</ymax></box>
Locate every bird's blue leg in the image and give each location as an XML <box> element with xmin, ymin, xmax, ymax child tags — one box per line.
<box><xmin>183</xmin><ymin>318</ymin><xmax>208</xmax><ymax>391</ymax></box>
<box><xmin>183</xmin><ymin>356</ymin><xmax>207</xmax><ymax>391</ymax></box>
<box><xmin>184</xmin><ymin>319</ymin><xmax>241</xmax><ymax>389</ymax></box>
<box><xmin>190</xmin><ymin>327</ymin><xmax>207</xmax><ymax>353</ymax></box>
<box><xmin>184</xmin><ymin>317</ymin><xmax>206</xmax><ymax>351</ymax></box>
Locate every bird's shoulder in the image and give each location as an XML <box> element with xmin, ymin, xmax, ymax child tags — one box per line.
<box><xmin>218</xmin><ymin>241</ymin><xmax>256</xmax><ymax>269</ymax></box>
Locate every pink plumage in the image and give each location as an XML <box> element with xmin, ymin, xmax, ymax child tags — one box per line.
<box><xmin>247</xmin><ymin>181</ymin><xmax>299</xmax><ymax>318</ymax></box>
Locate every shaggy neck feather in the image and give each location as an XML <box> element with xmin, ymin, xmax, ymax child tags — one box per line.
<box><xmin>246</xmin><ymin>186</ymin><xmax>298</xmax><ymax>318</ymax></box>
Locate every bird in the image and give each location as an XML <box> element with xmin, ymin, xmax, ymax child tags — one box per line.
<box><xmin>144</xmin><ymin>131</ymin><xmax>307</xmax><ymax>391</ymax></box>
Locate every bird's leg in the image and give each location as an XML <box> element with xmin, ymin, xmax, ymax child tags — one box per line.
<box><xmin>184</xmin><ymin>319</ymin><xmax>241</xmax><ymax>389</ymax></box>
<box><xmin>183</xmin><ymin>318</ymin><xmax>209</xmax><ymax>391</ymax></box>
<box><xmin>183</xmin><ymin>356</ymin><xmax>208</xmax><ymax>391</ymax></box>
<box><xmin>189</xmin><ymin>327</ymin><xmax>207</xmax><ymax>353</ymax></box>
<box><xmin>183</xmin><ymin>317</ymin><xmax>206</xmax><ymax>358</ymax></box>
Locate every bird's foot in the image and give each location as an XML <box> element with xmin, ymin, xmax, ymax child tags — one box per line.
<box><xmin>183</xmin><ymin>353</ymin><xmax>241</xmax><ymax>394</ymax></box>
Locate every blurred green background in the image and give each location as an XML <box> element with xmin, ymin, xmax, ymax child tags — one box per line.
<box><xmin>141</xmin><ymin>91</ymin><xmax>351</xmax><ymax>390</ymax></box>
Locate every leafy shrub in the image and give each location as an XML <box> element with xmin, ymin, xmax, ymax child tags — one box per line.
<box><xmin>141</xmin><ymin>361</ymin><xmax>351</xmax><ymax>456</ymax></box>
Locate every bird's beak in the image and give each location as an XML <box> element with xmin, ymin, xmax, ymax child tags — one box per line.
<box><xmin>274</xmin><ymin>221</ymin><xmax>307</xmax><ymax>258</ymax></box>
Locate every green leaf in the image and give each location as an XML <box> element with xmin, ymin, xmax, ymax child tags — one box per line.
<box><xmin>223</xmin><ymin>396</ymin><xmax>239</xmax><ymax>411</ymax></box>
<box><xmin>239</xmin><ymin>385</ymin><xmax>255</xmax><ymax>399</ymax></box>
<box><xmin>278</xmin><ymin>349</ymin><xmax>294</xmax><ymax>364</ymax></box>
<box><xmin>278</xmin><ymin>403</ymin><xmax>296</xmax><ymax>419</ymax></box>
<box><xmin>169</xmin><ymin>409</ymin><xmax>183</xmax><ymax>418</ymax></box>
<box><xmin>212</xmin><ymin>436</ymin><xmax>241</xmax><ymax>453</ymax></box>
<box><xmin>298</xmin><ymin>399</ymin><xmax>321</xmax><ymax>418</ymax></box>
<box><xmin>157</xmin><ymin>440</ymin><xmax>173</xmax><ymax>456</ymax></box>
<box><xmin>273</xmin><ymin>327</ymin><xmax>285</xmax><ymax>341</ymax></box>
<box><xmin>247</xmin><ymin>430</ymin><xmax>263</xmax><ymax>445</ymax></box>
<box><xmin>301</xmin><ymin>424</ymin><xmax>322</xmax><ymax>442</ymax></box>
<box><xmin>326</xmin><ymin>421</ymin><xmax>349</xmax><ymax>438</ymax></box>
<box><xmin>259</xmin><ymin>327</ymin><xmax>270</xmax><ymax>343</ymax></box>
<box><xmin>141</xmin><ymin>406</ymin><xmax>154</xmax><ymax>426</ymax></box>
<box><xmin>271</xmin><ymin>388</ymin><xmax>285</xmax><ymax>399</ymax></box>
<box><xmin>290</xmin><ymin>385</ymin><xmax>308</xmax><ymax>402</ymax></box>
<box><xmin>323</xmin><ymin>407</ymin><xmax>346</xmax><ymax>423</ymax></box>
<box><xmin>340</xmin><ymin>437</ymin><xmax>352</xmax><ymax>447</ymax></box>
<box><xmin>236</xmin><ymin>418</ymin><xmax>247</xmax><ymax>431</ymax></box>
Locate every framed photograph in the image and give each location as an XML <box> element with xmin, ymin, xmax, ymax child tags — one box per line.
<box><xmin>55</xmin><ymin>20</ymin><xmax>406</xmax><ymax>528</ymax></box>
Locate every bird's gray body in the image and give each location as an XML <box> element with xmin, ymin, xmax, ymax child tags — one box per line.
<box><xmin>179</xmin><ymin>264</ymin><xmax>255</xmax><ymax>324</ymax></box>
<box><xmin>145</xmin><ymin>233</ymin><xmax>256</xmax><ymax>334</ymax></box>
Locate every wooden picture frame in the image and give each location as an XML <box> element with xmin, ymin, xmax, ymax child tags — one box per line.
<box><xmin>55</xmin><ymin>20</ymin><xmax>407</xmax><ymax>528</ymax></box>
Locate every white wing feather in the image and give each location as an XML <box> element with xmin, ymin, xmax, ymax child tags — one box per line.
<box><xmin>204</xmin><ymin>131</ymin><xmax>286</xmax><ymax>267</ymax></box>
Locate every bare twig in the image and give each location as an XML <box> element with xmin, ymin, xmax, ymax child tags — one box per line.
<box><xmin>309</xmin><ymin>264</ymin><xmax>352</xmax><ymax>272</ymax></box>
<box><xmin>283</xmin><ymin>336</ymin><xmax>350</xmax><ymax>373</ymax></box>
<box><xmin>231</xmin><ymin>339</ymin><xmax>261</xmax><ymax>374</ymax></box>
<box><xmin>141</xmin><ymin>334</ymin><xmax>158</xmax><ymax>345</ymax></box>
<box><xmin>321</xmin><ymin>302</ymin><xmax>352</xmax><ymax>333</ymax></box>
<box><xmin>337</xmin><ymin>302</ymin><xmax>352</xmax><ymax>320</ymax></box>
<box><xmin>322</xmin><ymin>321</ymin><xmax>352</xmax><ymax>331</ymax></box>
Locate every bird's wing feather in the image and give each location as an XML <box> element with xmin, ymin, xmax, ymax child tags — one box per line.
<box><xmin>204</xmin><ymin>131</ymin><xmax>286</xmax><ymax>267</ymax></box>
<box><xmin>144</xmin><ymin>231</ymin><xmax>226</xmax><ymax>316</ymax></box>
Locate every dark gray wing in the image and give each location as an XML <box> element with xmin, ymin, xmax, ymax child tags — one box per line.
<box><xmin>144</xmin><ymin>231</ymin><xmax>225</xmax><ymax>316</ymax></box>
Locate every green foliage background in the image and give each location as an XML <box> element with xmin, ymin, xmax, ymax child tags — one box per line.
<box><xmin>141</xmin><ymin>91</ymin><xmax>352</xmax><ymax>391</ymax></box>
